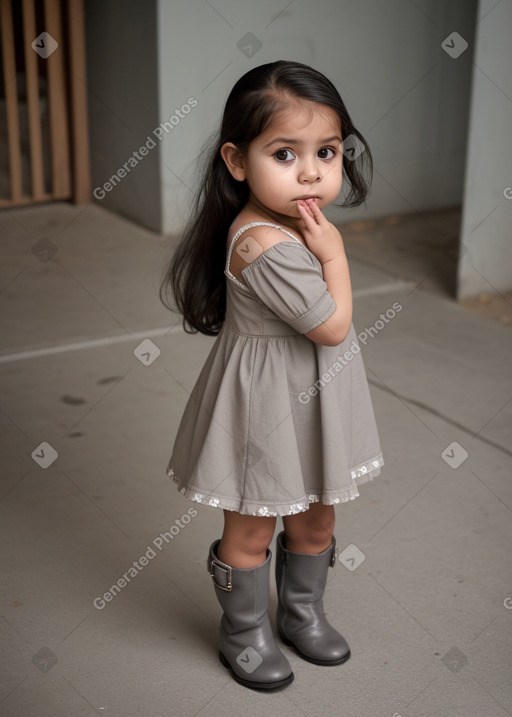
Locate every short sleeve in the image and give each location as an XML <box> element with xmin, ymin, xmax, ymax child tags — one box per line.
<box><xmin>240</xmin><ymin>242</ymin><xmax>336</xmax><ymax>334</ymax></box>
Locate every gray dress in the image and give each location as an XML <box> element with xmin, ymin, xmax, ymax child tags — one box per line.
<box><xmin>167</xmin><ymin>221</ymin><xmax>384</xmax><ymax>516</ymax></box>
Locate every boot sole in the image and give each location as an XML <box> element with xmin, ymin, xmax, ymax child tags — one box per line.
<box><xmin>279</xmin><ymin>633</ymin><xmax>351</xmax><ymax>666</ymax></box>
<box><xmin>218</xmin><ymin>650</ymin><xmax>294</xmax><ymax>691</ymax></box>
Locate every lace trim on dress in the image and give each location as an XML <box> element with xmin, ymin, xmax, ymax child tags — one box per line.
<box><xmin>166</xmin><ymin>454</ymin><xmax>384</xmax><ymax>517</ymax></box>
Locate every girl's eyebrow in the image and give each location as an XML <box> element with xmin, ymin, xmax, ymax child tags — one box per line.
<box><xmin>263</xmin><ymin>135</ymin><xmax>342</xmax><ymax>149</ymax></box>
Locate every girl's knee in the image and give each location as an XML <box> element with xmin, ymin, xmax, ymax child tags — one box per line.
<box><xmin>222</xmin><ymin>514</ymin><xmax>275</xmax><ymax>555</ymax></box>
<box><xmin>243</xmin><ymin>524</ymin><xmax>275</xmax><ymax>555</ymax></box>
<box><xmin>308</xmin><ymin>503</ymin><xmax>335</xmax><ymax>530</ymax></box>
<box><xmin>284</xmin><ymin>504</ymin><xmax>335</xmax><ymax>549</ymax></box>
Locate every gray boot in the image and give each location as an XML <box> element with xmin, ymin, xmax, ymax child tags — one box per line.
<box><xmin>207</xmin><ymin>539</ymin><xmax>294</xmax><ymax>690</ymax></box>
<box><xmin>275</xmin><ymin>531</ymin><xmax>351</xmax><ymax>666</ymax></box>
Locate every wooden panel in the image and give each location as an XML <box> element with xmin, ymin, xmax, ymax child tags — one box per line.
<box><xmin>1</xmin><ymin>1</ymin><xmax>23</xmax><ymax>202</ymax></box>
<box><xmin>22</xmin><ymin>0</ymin><xmax>45</xmax><ymax>199</ymax></box>
<box><xmin>44</xmin><ymin>0</ymin><xmax>71</xmax><ymax>197</ymax></box>
<box><xmin>67</xmin><ymin>0</ymin><xmax>90</xmax><ymax>203</ymax></box>
<box><xmin>1</xmin><ymin>0</ymin><xmax>90</xmax><ymax>209</ymax></box>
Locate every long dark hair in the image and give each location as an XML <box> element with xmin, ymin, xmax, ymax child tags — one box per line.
<box><xmin>159</xmin><ymin>60</ymin><xmax>373</xmax><ymax>336</ymax></box>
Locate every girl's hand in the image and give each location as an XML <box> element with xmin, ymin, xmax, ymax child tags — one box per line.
<box><xmin>297</xmin><ymin>198</ymin><xmax>346</xmax><ymax>265</ymax></box>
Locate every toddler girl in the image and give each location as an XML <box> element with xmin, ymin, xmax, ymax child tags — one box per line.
<box><xmin>160</xmin><ymin>60</ymin><xmax>384</xmax><ymax>691</ymax></box>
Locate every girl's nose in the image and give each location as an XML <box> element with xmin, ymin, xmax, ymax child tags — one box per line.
<box><xmin>298</xmin><ymin>160</ymin><xmax>321</xmax><ymax>183</ymax></box>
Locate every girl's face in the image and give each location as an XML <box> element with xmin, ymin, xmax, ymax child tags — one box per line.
<box><xmin>223</xmin><ymin>100</ymin><xmax>343</xmax><ymax>228</ymax></box>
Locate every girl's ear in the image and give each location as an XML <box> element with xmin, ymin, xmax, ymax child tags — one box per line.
<box><xmin>220</xmin><ymin>142</ymin><xmax>246</xmax><ymax>182</ymax></box>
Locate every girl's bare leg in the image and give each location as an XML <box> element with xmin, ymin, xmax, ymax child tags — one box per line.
<box><xmin>282</xmin><ymin>502</ymin><xmax>335</xmax><ymax>553</ymax></box>
<box><xmin>218</xmin><ymin>510</ymin><xmax>277</xmax><ymax>568</ymax></box>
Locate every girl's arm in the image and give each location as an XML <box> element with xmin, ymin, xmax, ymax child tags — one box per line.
<box><xmin>298</xmin><ymin>198</ymin><xmax>353</xmax><ymax>346</ymax></box>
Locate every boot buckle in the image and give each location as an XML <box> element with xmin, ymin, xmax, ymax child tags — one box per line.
<box><xmin>210</xmin><ymin>558</ymin><xmax>233</xmax><ymax>591</ymax></box>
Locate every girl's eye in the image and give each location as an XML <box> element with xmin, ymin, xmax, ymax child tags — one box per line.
<box><xmin>274</xmin><ymin>149</ymin><xmax>294</xmax><ymax>162</ymax></box>
<box><xmin>318</xmin><ymin>147</ymin><xmax>336</xmax><ymax>160</ymax></box>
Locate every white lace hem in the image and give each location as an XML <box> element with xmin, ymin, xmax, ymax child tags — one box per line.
<box><xmin>166</xmin><ymin>454</ymin><xmax>384</xmax><ymax>517</ymax></box>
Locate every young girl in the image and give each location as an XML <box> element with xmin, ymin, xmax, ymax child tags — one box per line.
<box><xmin>160</xmin><ymin>60</ymin><xmax>384</xmax><ymax>692</ymax></box>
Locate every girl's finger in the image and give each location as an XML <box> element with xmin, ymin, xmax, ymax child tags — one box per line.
<box><xmin>305</xmin><ymin>198</ymin><xmax>325</xmax><ymax>222</ymax></box>
<box><xmin>297</xmin><ymin>200</ymin><xmax>315</xmax><ymax>222</ymax></box>
<box><xmin>298</xmin><ymin>206</ymin><xmax>323</xmax><ymax>243</ymax></box>
<box><xmin>297</xmin><ymin>204</ymin><xmax>317</xmax><ymax>239</ymax></box>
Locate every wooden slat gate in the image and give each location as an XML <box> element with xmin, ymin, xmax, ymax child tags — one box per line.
<box><xmin>0</xmin><ymin>0</ymin><xmax>90</xmax><ymax>208</ymax></box>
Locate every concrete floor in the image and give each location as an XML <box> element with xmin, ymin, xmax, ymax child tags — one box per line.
<box><xmin>0</xmin><ymin>202</ymin><xmax>511</xmax><ymax>717</ymax></box>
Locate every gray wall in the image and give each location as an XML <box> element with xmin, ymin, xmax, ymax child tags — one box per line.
<box><xmin>85</xmin><ymin>1</ymin><xmax>512</xmax><ymax>299</ymax></box>
<box><xmin>155</xmin><ymin>0</ymin><xmax>477</xmax><ymax>230</ymax></box>
<box><xmin>457</xmin><ymin>0</ymin><xmax>512</xmax><ymax>299</ymax></box>
<box><xmin>85</xmin><ymin>0</ymin><xmax>162</xmax><ymax>232</ymax></box>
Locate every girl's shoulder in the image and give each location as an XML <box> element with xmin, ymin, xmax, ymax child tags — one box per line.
<box><xmin>226</xmin><ymin>217</ymin><xmax>307</xmax><ymax>283</ymax></box>
<box><xmin>226</xmin><ymin>216</ymin><xmax>306</xmax><ymax>251</ymax></box>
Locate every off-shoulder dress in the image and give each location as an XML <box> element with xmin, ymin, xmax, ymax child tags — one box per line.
<box><xmin>166</xmin><ymin>221</ymin><xmax>384</xmax><ymax>516</ymax></box>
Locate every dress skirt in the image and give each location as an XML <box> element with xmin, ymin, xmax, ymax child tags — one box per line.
<box><xmin>166</xmin><ymin>226</ymin><xmax>384</xmax><ymax>516</ymax></box>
